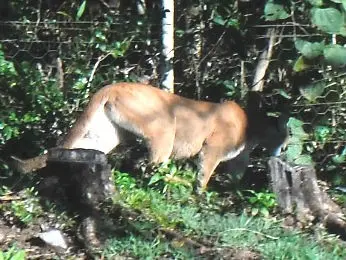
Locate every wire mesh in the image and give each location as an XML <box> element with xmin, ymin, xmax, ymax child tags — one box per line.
<box><xmin>1</xmin><ymin>5</ymin><xmax>345</xmax><ymax>178</ymax></box>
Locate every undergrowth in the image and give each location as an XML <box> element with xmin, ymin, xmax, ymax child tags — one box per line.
<box><xmin>102</xmin><ymin>162</ymin><xmax>346</xmax><ymax>260</ymax></box>
<box><xmin>1</xmin><ymin>160</ymin><xmax>346</xmax><ymax>259</ymax></box>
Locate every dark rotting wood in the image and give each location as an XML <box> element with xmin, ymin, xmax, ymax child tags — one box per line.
<box><xmin>42</xmin><ymin>148</ymin><xmax>116</xmax><ymax>248</ymax></box>
<box><xmin>268</xmin><ymin>157</ymin><xmax>346</xmax><ymax>239</ymax></box>
<box><xmin>47</xmin><ymin>148</ymin><xmax>108</xmax><ymax>164</ymax></box>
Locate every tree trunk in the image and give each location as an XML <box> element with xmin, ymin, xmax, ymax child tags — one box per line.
<box><xmin>268</xmin><ymin>157</ymin><xmax>346</xmax><ymax>239</ymax></box>
<box><xmin>161</xmin><ymin>0</ymin><xmax>175</xmax><ymax>92</ymax></box>
<box><xmin>40</xmin><ymin>148</ymin><xmax>116</xmax><ymax>247</ymax></box>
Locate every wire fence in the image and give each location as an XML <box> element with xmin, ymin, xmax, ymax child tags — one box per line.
<box><xmin>1</xmin><ymin>16</ymin><xmax>346</xmax><ymax>177</ymax></box>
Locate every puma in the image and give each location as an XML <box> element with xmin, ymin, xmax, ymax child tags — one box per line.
<box><xmin>11</xmin><ymin>82</ymin><xmax>289</xmax><ymax>192</ymax></box>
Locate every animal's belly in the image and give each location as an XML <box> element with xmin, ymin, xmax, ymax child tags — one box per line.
<box><xmin>172</xmin><ymin>139</ymin><xmax>203</xmax><ymax>159</ymax></box>
<box><xmin>171</xmin><ymin>124</ymin><xmax>208</xmax><ymax>159</ymax></box>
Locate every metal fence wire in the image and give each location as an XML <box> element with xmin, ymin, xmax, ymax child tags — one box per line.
<box><xmin>1</xmin><ymin>12</ymin><xmax>346</xmax><ymax>180</ymax></box>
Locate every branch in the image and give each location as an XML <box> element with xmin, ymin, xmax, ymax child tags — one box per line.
<box><xmin>56</xmin><ymin>57</ymin><xmax>65</xmax><ymax>94</ymax></box>
<box><xmin>86</xmin><ymin>53</ymin><xmax>111</xmax><ymax>90</ymax></box>
<box><xmin>240</xmin><ymin>60</ymin><xmax>247</xmax><ymax>98</ymax></box>
<box><xmin>252</xmin><ymin>28</ymin><xmax>277</xmax><ymax>92</ymax></box>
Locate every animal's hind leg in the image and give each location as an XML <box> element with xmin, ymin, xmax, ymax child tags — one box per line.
<box><xmin>105</xmin><ymin>103</ymin><xmax>175</xmax><ymax>163</ymax></box>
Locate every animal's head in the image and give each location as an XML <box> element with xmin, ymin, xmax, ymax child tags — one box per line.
<box><xmin>215</xmin><ymin>91</ymin><xmax>290</xmax><ymax>183</ymax></box>
<box><xmin>245</xmin><ymin>91</ymin><xmax>290</xmax><ymax>156</ymax></box>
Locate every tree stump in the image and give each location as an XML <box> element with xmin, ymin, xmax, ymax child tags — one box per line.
<box><xmin>42</xmin><ymin>148</ymin><xmax>116</xmax><ymax>247</ymax></box>
<box><xmin>268</xmin><ymin>157</ymin><xmax>346</xmax><ymax>238</ymax></box>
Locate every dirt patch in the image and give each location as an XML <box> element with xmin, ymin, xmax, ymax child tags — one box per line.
<box><xmin>0</xmin><ymin>217</ymin><xmax>86</xmax><ymax>259</ymax></box>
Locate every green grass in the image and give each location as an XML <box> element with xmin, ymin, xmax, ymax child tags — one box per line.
<box><xmin>102</xmin><ymin>167</ymin><xmax>346</xmax><ymax>260</ymax></box>
<box><xmin>2</xmin><ymin>162</ymin><xmax>345</xmax><ymax>259</ymax></box>
<box><xmin>0</xmin><ymin>245</ymin><xmax>26</xmax><ymax>260</ymax></box>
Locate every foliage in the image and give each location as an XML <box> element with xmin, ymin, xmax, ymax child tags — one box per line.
<box><xmin>0</xmin><ymin>246</ymin><xmax>26</xmax><ymax>260</ymax></box>
<box><xmin>104</xmin><ymin>236</ymin><xmax>194</xmax><ymax>259</ymax></box>
<box><xmin>0</xmin><ymin>0</ymin><xmax>157</xmax><ymax>159</ymax></box>
<box><xmin>286</xmin><ymin>117</ymin><xmax>314</xmax><ymax>165</ymax></box>
<box><xmin>279</xmin><ymin>0</ymin><xmax>346</xmax><ymax>71</ymax></box>
<box><xmin>244</xmin><ymin>190</ymin><xmax>277</xmax><ymax>217</ymax></box>
<box><xmin>0</xmin><ymin>47</ymin><xmax>20</xmax><ymax>144</ymax></box>
<box><xmin>148</xmin><ymin>160</ymin><xmax>195</xmax><ymax>197</ymax></box>
<box><xmin>1</xmin><ymin>0</ymin><xmax>346</xmax><ymax>258</ymax></box>
<box><xmin>0</xmin><ymin>186</ymin><xmax>43</xmax><ymax>225</ymax></box>
<box><xmin>264</xmin><ymin>0</ymin><xmax>290</xmax><ymax>21</ymax></box>
<box><xmin>108</xmin><ymin>167</ymin><xmax>346</xmax><ymax>259</ymax></box>
<box><xmin>76</xmin><ymin>0</ymin><xmax>87</xmax><ymax>20</ymax></box>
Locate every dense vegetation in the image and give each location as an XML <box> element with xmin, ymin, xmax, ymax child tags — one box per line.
<box><xmin>1</xmin><ymin>0</ymin><xmax>346</xmax><ymax>259</ymax></box>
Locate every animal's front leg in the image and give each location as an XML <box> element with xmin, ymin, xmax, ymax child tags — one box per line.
<box><xmin>196</xmin><ymin>147</ymin><xmax>222</xmax><ymax>194</ymax></box>
<box><xmin>146</xmin><ymin>117</ymin><xmax>176</xmax><ymax>164</ymax></box>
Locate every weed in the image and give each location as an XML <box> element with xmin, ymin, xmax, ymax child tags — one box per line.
<box><xmin>244</xmin><ymin>190</ymin><xmax>277</xmax><ymax>217</ymax></box>
<box><xmin>0</xmin><ymin>186</ymin><xmax>43</xmax><ymax>225</ymax></box>
<box><xmin>0</xmin><ymin>245</ymin><xmax>26</xmax><ymax>260</ymax></box>
<box><xmin>103</xmin><ymin>235</ymin><xmax>194</xmax><ymax>259</ymax></box>
<box><xmin>107</xmin><ymin>166</ymin><xmax>346</xmax><ymax>259</ymax></box>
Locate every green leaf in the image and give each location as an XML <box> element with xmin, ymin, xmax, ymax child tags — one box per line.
<box><xmin>260</xmin><ymin>207</ymin><xmax>270</xmax><ymax>218</ymax></box>
<box><xmin>286</xmin><ymin>118</ymin><xmax>312</xmax><ymax>164</ymax></box>
<box><xmin>332</xmin><ymin>154</ymin><xmax>346</xmax><ymax>164</ymax></box>
<box><xmin>169</xmin><ymin>163</ymin><xmax>177</xmax><ymax>175</ymax></box>
<box><xmin>276</xmin><ymin>89</ymin><xmax>292</xmax><ymax>99</ymax></box>
<box><xmin>323</xmin><ymin>44</ymin><xmax>346</xmax><ymax>67</ymax></box>
<box><xmin>213</xmin><ymin>13</ymin><xmax>226</xmax><ymax>26</ymax></box>
<box><xmin>288</xmin><ymin>118</ymin><xmax>309</xmax><ymax>139</ymax></box>
<box><xmin>264</xmin><ymin>1</ymin><xmax>290</xmax><ymax>21</ymax></box>
<box><xmin>332</xmin><ymin>153</ymin><xmax>346</xmax><ymax>164</ymax></box>
<box><xmin>332</xmin><ymin>147</ymin><xmax>346</xmax><ymax>164</ymax></box>
<box><xmin>294</xmin><ymin>39</ymin><xmax>324</xmax><ymax>59</ymax></box>
<box><xmin>293</xmin><ymin>56</ymin><xmax>312</xmax><ymax>72</ymax></box>
<box><xmin>311</xmin><ymin>7</ymin><xmax>343</xmax><ymax>34</ymax></box>
<box><xmin>306</xmin><ymin>0</ymin><xmax>324</xmax><ymax>6</ymax></box>
<box><xmin>10</xmin><ymin>250</ymin><xmax>26</xmax><ymax>260</ymax></box>
<box><xmin>299</xmin><ymin>81</ymin><xmax>325</xmax><ymax>102</ymax></box>
<box><xmin>294</xmin><ymin>154</ymin><xmax>314</xmax><ymax>165</ymax></box>
<box><xmin>148</xmin><ymin>173</ymin><xmax>164</xmax><ymax>186</ymax></box>
<box><xmin>286</xmin><ymin>142</ymin><xmax>303</xmax><ymax>162</ymax></box>
<box><xmin>76</xmin><ymin>0</ymin><xmax>87</xmax><ymax>20</ymax></box>
<box><xmin>175</xmin><ymin>29</ymin><xmax>185</xmax><ymax>38</ymax></box>
<box><xmin>251</xmin><ymin>208</ymin><xmax>259</xmax><ymax>216</ymax></box>
<box><xmin>314</xmin><ymin>125</ymin><xmax>331</xmax><ymax>143</ymax></box>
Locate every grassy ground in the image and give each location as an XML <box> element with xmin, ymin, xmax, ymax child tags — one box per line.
<box><xmin>1</xmin><ymin>160</ymin><xmax>346</xmax><ymax>259</ymax></box>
